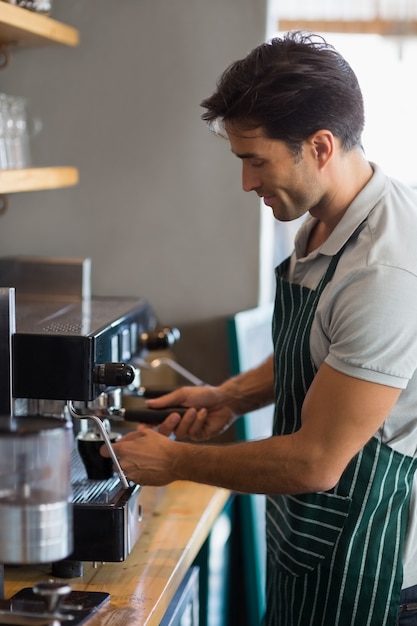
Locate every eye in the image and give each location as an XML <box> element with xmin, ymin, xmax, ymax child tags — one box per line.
<box><xmin>250</xmin><ymin>159</ymin><xmax>264</xmax><ymax>168</ymax></box>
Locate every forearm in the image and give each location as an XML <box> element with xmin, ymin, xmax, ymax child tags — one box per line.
<box><xmin>171</xmin><ymin>434</ymin><xmax>337</xmax><ymax>495</ymax></box>
<box><xmin>218</xmin><ymin>354</ymin><xmax>275</xmax><ymax>417</ymax></box>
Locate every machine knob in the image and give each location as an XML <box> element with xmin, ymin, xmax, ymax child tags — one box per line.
<box><xmin>32</xmin><ymin>581</ymin><xmax>71</xmax><ymax>614</ymax></box>
<box><xmin>93</xmin><ymin>362</ymin><xmax>136</xmax><ymax>387</ymax></box>
<box><xmin>139</xmin><ymin>326</ymin><xmax>180</xmax><ymax>351</ymax></box>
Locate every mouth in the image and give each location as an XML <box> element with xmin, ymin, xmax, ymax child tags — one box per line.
<box><xmin>261</xmin><ymin>195</ymin><xmax>275</xmax><ymax>207</ymax></box>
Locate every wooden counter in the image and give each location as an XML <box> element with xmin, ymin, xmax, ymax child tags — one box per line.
<box><xmin>4</xmin><ymin>482</ymin><xmax>231</xmax><ymax>625</ymax></box>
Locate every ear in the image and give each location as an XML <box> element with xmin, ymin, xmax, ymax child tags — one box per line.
<box><xmin>308</xmin><ymin>130</ymin><xmax>335</xmax><ymax>169</ymax></box>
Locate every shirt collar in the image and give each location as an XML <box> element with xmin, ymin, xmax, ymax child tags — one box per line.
<box><xmin>294</xmin><ymin>162</ymin><xmax>388</xmax><ymax>259</ymax></box>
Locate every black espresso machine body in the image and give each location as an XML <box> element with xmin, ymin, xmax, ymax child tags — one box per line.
<box><xmin>0</xmin><ymin>253</ymin><xmax>163</xmax><ymax>567</ymax></box>
<box><xmin>11</xmin><ymin>294</ymin><xmax>156</xmax><ymax>565</ymax></box>
<box><xmin>12</xmin><ymin>296</ymin><xmax>156</xmax><ymax>402</ymax></box>
<box><xmin>11</xmin><ymin>294</ymin><xmax>158</xmax><ymax>564</ymax></box>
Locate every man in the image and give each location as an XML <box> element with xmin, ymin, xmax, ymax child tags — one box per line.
<box><xmin>103</xmin><ymin>32</ymin><xmax>417</xmax><ymax>625</ymax></box>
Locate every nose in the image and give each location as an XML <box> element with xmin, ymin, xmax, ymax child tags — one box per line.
<box><xmin>241</xmin><ymin>162</ymin><xmax>260</xmax><ymax>193</ymax></box>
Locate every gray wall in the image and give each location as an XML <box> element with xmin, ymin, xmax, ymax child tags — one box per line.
<box><xmin>0</xmin><ymin>0</ymin><xmax>266</xmax><ymax>384</ymax></box>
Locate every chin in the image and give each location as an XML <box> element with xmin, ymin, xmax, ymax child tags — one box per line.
<box><xmin>273</xmin><ymin>210</ymin><xmax>294</xmax><ymax>222</ymax></box>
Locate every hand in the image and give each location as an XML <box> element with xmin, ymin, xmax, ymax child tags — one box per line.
<box><xmin>100</xmin><ymin>426</ymin><xmax>177</xmax><ymax>486</ymax></box>
<box><xmin>145</xmin><ymin>385</ymin><xmax>237</xmax><ymax>441</ymax></box>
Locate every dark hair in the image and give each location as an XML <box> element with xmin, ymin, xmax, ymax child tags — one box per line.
<box><xmin>201</xmin><ymin>31</ymin><xmax>364</xmax><ymax>154</ymax></box>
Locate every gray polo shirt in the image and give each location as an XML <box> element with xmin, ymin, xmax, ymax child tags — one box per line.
<box><xmin>288</xmin><ymin>163</ymin><xmax>417</xmax><ymax>588</ymax></box>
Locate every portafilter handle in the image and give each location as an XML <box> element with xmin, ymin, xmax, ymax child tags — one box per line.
<box><xmin>68</xmin><ymin>402</ymin><xmax>129</xmax><ymax>489</ymax></box>
<box><xmin>122</xmin><ymin>406</ymin><xmax>188</xmax><ymax>424</ymax></box>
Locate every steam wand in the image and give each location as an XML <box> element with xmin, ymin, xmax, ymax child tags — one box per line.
<box><xmin>67</xmin><ymin>402</ymin><xmax>129</xmax><ymax>489</ymax></box>
<box><xmin>135</xmin><ymin>356</ymin><xmax>204</xmax><ymax>386</ymax></box>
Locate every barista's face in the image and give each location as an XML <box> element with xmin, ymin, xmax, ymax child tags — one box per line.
<box><xmin>225</xmin><ymin>122</ymin><xmax>325</xmax><ymax>222</ymax></box>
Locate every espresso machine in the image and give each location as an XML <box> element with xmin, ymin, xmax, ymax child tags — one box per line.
<box><xmin>0</xmin><ymin>256</ymin><xmax>183</xmax><ymax>624</ymax></box>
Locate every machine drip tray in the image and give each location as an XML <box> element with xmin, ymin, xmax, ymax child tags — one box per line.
<box><xmin>0</xmin><ymin>587</ymin><xmax>109</xmax><ymax>625</ymax></box>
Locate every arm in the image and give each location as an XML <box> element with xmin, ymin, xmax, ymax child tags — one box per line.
<box><xmin>217</xmin><ymin>354</ymin><xmax>275</xmax><ymax>414</ymax></box>
<box><xmin>107</xmin><ymin>362</ymin><xmax>401</xmax><ymax>493</ymax></box>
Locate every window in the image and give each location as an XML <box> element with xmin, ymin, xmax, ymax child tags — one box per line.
<box><xmin>259</xmin><ymin>3</ymin><xmax>417</xmax><ymax>303</ymax></box>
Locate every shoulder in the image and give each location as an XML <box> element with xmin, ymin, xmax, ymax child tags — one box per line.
<box><xmin>364</xmin><ymin>175</ymin><xmax>417</xmax><ymax>273</ymax></box>
<box><xmin>334</xmin><ymin>174</ymin><xmax>417</xmax><ymax>285</ymax></box>
<box><xmin>312</xmin><ymin>169</ymin><xmax>417</xmax><ymax>386</ymax></box>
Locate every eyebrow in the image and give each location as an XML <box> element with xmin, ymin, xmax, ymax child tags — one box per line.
<box><xmin>231</xmin><ymin>150</ymin><xmax>261</xmax><ymax>159</ymax></box>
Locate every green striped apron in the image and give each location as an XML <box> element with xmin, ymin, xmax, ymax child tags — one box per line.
<box><xmin>265</xmin><ymin>239</ymin><xmax>417</xmax><ymax>626</ymax></box>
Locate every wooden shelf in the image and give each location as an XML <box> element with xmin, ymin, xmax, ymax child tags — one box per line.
<box><xmin>0</xmin><ymin>2</ymin><xmax>79</xmax><ymax>47</ymax></box>
<box><xmin>0</xmin><ymin>166</ymin><xmax>79</xmax><ymax>194</ymax></box>
<box><xmin>0</xmin><ymin>6</ymin><xmax>79</xmax><ymax>200</ymax></box>
<box><xmin>278</xmin><ymin>18</ymin><xmax>417</xmax><ymax>36</ymax></box>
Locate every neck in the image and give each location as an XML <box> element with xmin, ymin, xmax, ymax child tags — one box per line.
<box><xmin>307</xmin><ymin>151</ymin><xmax>373</xmax><ymax>252</ymax></box>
